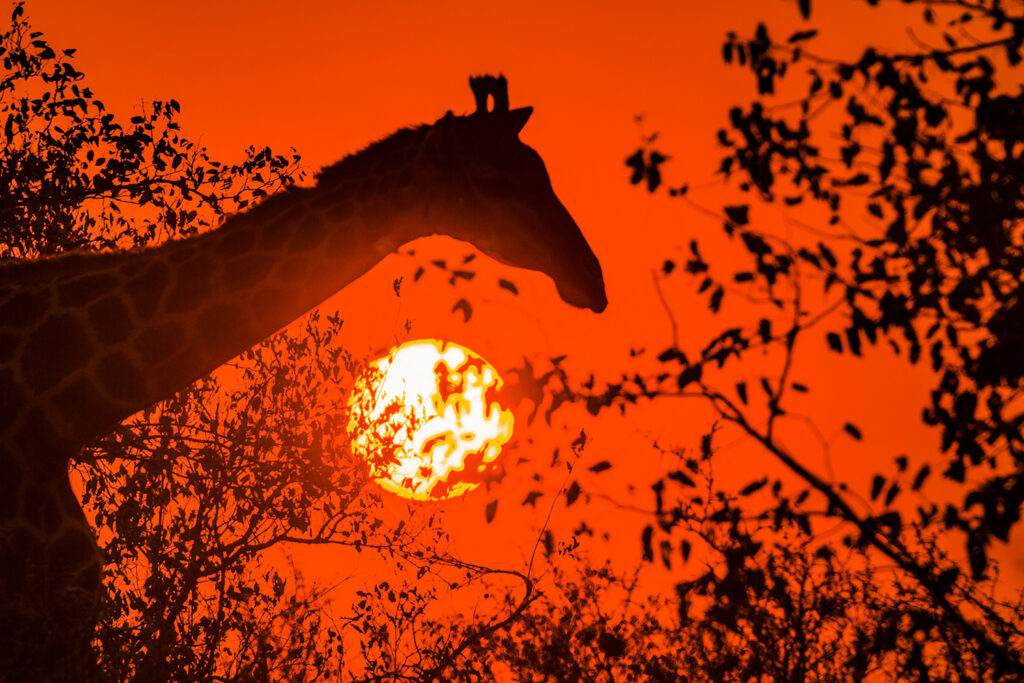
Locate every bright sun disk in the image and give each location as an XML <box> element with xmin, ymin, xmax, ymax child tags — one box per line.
<box><xmin>348</xmin><ymin>339</ymin><xmax>514</xmax><ymax>500</ymax></box>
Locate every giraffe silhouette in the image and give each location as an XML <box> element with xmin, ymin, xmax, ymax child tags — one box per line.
<box><xmin>0</xmin><ymin>74</ymin><xmax>606</xmax><ymax>680</ymax></box>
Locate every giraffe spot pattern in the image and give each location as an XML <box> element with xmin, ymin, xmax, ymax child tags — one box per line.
<box><xmin>120</xmin><ymin>258</ymin><xmax>146</xmax><ymax>278</ymax></box>
<box><xmin>86</xmin><ymin>295</ymin><xmax>134</xmax><ymax>345</ymax></box>
<box><xmin>135</xmin><ymin>322</ymin><xmax>187</xmax><ymax>367</ymax></box>
<box><xmin>13</xmin><ymin>409</ymin><xmax>68</xmax><ymax>474</ymax></box>
<box><xmin>0</xmin><ymin>526</ymin><xmax>35</xmax><ymax>592</ymax></box>
<box><xmin>168</xmin><ymin>243</ymin><xmax>199</xmax><ymax>264</ymax></box>
<box><xmin>19</xmin><ymin>483</ymin><xmax>62</xmax><ymax>535</ymax></box>
<box><xmin>51</xmin><ymin>526</ymin><xmax>99</xmax><ymax>574</ymax></box>
<box><xmin>287</xmin><ymin>212</ymin><xmax>329</xmax><ymax>253</ymax></box>
<box><xmin>0</xmin><ymin>330</ymin><xmax>20</xmax><ymax>363</ymax></box>
<box><xmin>375</xmin><ymin>172</ymin><xmax>397</xmax><ymax>194</ymax></box>
<box><xmin>274</xmin><ymin>256</ymin><xmax>308</xmax><ymax>283</ymax></box>
<box><xmin>215</xmin><ymin>226</ymin><xmax>257</xmax><ymax>257</ymax></box>
<box><xmin>359</xmin><ymin>176</ymin><xmax>379</xmax><ymax>196</ymax></box>
<box><xmin>0</xmin><ymin>446</ymin><xmax>20</xmax><ymax>521</ymax></box>
<box><xmin>261</xmin><ymin>220</ymin><xmax>294</xmax><ymax>250</ymax></box>
<box><xmin>0</xmin><ymin>367</ymin><xmax>28</xmax><ymax>430</ymax></box>
<box><xmin>51</xmin><ymin>375</ymin><xmax>122</xmax><ymax>439</ymax></box>
<box><xmin>395</xmin><ymin>166</ymin><xmax>415</xmax><ymax>188</ymax></box>
<box><xmin>326</xmin><ymin>201</ymin><xmax>354</xmax><ymax>224</ymax></box>
<box><xmin>223</xmin><ymin>252</ymin><xmax>274</xmax><ymax>292</ymax></box>
<box><xmin>0</xmin><ymin>286</ymin><xmax>50</xmax><ymax>329</ymax></box>
<box><xmin>373</xmin><ymin>151</ymin><xmax>406</xmax><ymax>175</ymax></box>
<box><xmin>389</xmin><ymin>186</ymin><xmax>416</xmax><ymax>213</ymax></box>
<box><xmin>196</xmin><ymin>304</ymin><xmax>248</xmax><ymax>353</ymax></box>
<box><xmin>309</xmin><ymin>189</ymin><xmax>336</xmax><ymax>212</ymax></box>
<box><xmin>360</xmin><ymin>197</ymin><xmax>391</xmax><ymax>224</ymax></box>
<box><xmin>96</xmin><ymin>351</ymin><xmax>149</xmax><ymax>406</ymax></box>
<box><xmin>250</xmin><ymin>287</ymin><xmax>292</xmax><ymax>320</ymax></box>
<box><xmin>127</xmin><ymin>261</ymin><xmax>170</xmax><ymax>319</ymax></box>
<box><xmin>56</xmin><ymin>271</ymin><xmax>119</xmax><ymax>308</ymax></box>
<box><xmin>165</xmin><ymin>255</ymin><xmax>214</xmax><ymax>313</ymax></box>
<box><xmin>20</xmin><ymin>314</ymin><xmax>94</xmax><ymax>394</ymax></box>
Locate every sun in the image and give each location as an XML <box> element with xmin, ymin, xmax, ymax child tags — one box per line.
<box><xmin>348</xmin><ymin>339</ymin><xmax>514</xmax><ymax>500</ymax></box>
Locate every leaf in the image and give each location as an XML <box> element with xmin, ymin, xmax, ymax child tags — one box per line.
<box><xmin>736</xmin><ymin>381</ymin><xmax>748</xmax><ymax>405</ymax></box>
<box><xmin>709</xmin><ymin>286</ymin><xmax>724</xmax><ymax>313</ymax></box>
<box><xmin>724</xmin><ymin>204</ymin><xmax>749</xmax><ymax>226</ymax></box>
<box><xmin>565</xmin><ymin>481</ymin><xmax>581</xmax><ymax>506</ymax></box>
<box><xmin>884</xmin><ymin>482</ymin><xmax>901</xmax><ymax>506</ymax></box>
<box><xmin>677</xmin><ymin>363</ymin><xmax>703</xmax><ymax>388</ymax></box>
<box><xmin>871</xmin><ymin>474</ymin><xmax>885</xmax><ymax>501</ymax></box>
<box><xmin>844</xmin><ymin>423</ymin><xmax>863</xmax><ymax>440</ymax></box>
<box><xmin>877</xmin><ymin>511</ymin><xmax>902</xmax><ymax>536</ymax></box>
<box><xmin>589</xmin><ymin>461</ymin><xmax>612</xmax><ymax>473</ymax></box>
<box><xmin>542</xmin><ymin>530</ymin><xmax>554</xmax><ymax>556</ymax></box>
<box><xmin>968</xmin><ymin>534</ymin><xmax>987</xmax><ymax>580</ymax></box>
<box><xmin>788</xmin><ymin>29</ymin><xmax>818</xmax><ymax>42</ymax></box>
<box><xmin>451</xmin><ymin>298</ymin><xmax>472</xmax><ymax>322</ymax></box>
<box><xmin>818</xmin><ymin>242</ymin><xmax>837</xmax><ymax>268</ymax></box>
<box><xmin>826</xmin><ymin>332</ymin><xmax>843</xmax><ymax>352</ymax></box>
<box><xmin>912</xmin><ymin>464</ymin><xmax>931</xmax><ymax>491</ymax></box>
<box><xmin>449</xmin><ymin>269</ymin><xmax>475</xmax><ymax>282</ymax></box>
<box><xmin>497</xmin><ymin>278</ymin><xmax>519</xmax><ymax>295</ymax></box>
<box><xmin>660</xmin><ymin>540</ymin><xmax>673</xmax><ymax>569</ymax></box>
<box><xmin>485</xmin><ymin>499</ymin><xmax>498</xmax><ymax>523</ymax></box>
<box><xmin>668</xmin><ymin>470</ymin><xmax>696</xmax><ymax>488</ymax></box>
<box><xmin>936</xmin><ymin>567</ymin><xmax>959</xmax><ymax>596</ymax></box>
<box><xmin>845</xmin><ymin>327</ymin><xmax>862</xmax><ymax>356</ymax></box>
<box><xmin>647</xmin><ymin>151</ymin><xmax>668</xmax><ymax>192</ymax></box>
<box><xmin>571</xmin><ymin>429</ymin><xmax>588</xmax><ymax>452</ymax></box>
<box><xmin>625</xmin><ymin>149</ymin><xmax>645</xmax><ymax>185</ymax></box>
<box><xmin>657</xmin><ymin>348</ymin><xmax>687</xmax><ymax>364</ymax></box>
<box><xmin>597</xmin><ymin>632</ymin><xmax>626</xmax><ymax>658</ymax></box>
<box><xmin>739</xmin><ymin>478</ymin><xmax>768</xmax><ymax>496</ymax></box>
<box><xmin>522</xmin><ymin>491</ymin><xmax>542</xmax><ymax>507</ymax></box>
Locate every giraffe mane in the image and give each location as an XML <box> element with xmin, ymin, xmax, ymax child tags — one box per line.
<box><xmin>314</xmin><ymin>123</ymin><xmax>431</xmax><ymax>186</ymax></box>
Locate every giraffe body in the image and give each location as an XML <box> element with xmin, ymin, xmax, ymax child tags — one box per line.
<box><xmin>0</xmin><ymin>76</ymin><xmax>605</xmax><ymax>679</ymax></box>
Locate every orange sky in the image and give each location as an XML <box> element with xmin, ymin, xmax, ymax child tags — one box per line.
<box><xmin>27</xmin><ymin>0</ymin><xmax>1023</xmax><ymax>613</ymax></box>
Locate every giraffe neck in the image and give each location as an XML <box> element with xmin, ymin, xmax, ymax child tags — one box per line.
<box><xmin>1</xmin><ymin>168</ymin><xmax>432</xmax><ymax>454</ymax></box>
<box><xmin>0</xmin><ymin>129</ymin><xmax>439</xmax><ymax>679</ymax></box>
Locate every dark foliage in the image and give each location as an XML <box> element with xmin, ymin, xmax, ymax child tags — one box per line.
<box><xmin>615</xmin><ymin>0</ymin><xmax>1024</xmax><ymax>678</ymax></box>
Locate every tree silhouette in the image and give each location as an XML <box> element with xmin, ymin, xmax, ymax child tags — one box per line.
<box><xmin>613</xmin><ymin>0</ymin><xmax>1024</xmax><ymax>678</ymax></box>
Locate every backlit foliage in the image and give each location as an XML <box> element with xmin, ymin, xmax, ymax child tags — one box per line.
<box><xmin>617</xmin><ymin>0</ymin><xmax>1024</xmax><ymax>678</ymax></box>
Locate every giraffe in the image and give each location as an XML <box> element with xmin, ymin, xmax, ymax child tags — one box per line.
<box><xmin>0</xmin><ymin>74</ymin><xmax>606</xmax><ymax>680</ymax></box>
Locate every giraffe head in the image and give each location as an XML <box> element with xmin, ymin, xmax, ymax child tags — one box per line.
<box><xmin>419</xmin><ymin>75</ymin><xmax>607</xmax><ymax>313</ymax></box>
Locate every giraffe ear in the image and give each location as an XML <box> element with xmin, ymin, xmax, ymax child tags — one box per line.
<box><xmin>508</xmin><ymin>106</ymin><xmax>532</xmax><ymax>135</ymax></box>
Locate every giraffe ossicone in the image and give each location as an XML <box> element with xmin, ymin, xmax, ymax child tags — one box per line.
<box><xmin>0</xmin><ymin>74</ymin><xmax>606</xmax><ymax>679</ymax></box>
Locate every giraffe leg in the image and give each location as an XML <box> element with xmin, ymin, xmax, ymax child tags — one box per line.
<box><xmin>0</xmin><ymin>449</ymin><xmax>102</xmax><ymax>681</ymax></box>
